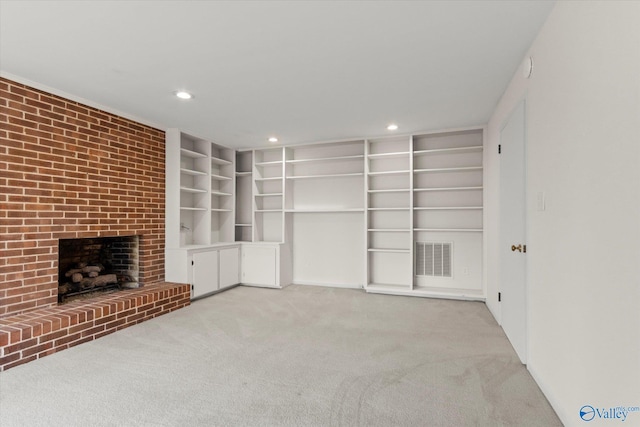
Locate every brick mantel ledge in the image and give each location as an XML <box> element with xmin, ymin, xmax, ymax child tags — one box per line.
<box><xmin>0</xmin><ymin>282</ymin><xmax>190</xmax><ymax>371</ymax></box>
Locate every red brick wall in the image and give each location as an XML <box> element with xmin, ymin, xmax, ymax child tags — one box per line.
<box><xmin>0</xmin><ymin>77</ymin><xmax>166</xmax><ymax>318</ymax></box>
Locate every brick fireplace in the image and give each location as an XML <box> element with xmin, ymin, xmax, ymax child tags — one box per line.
<box><xmin>58</xmin><ymin>235</ymin><xmax>140</xmax><ymax>302</ymax></box>
<box><xmin>0</xmin><ymin>78</ymin><xmax>190</xmax><ymax>370</ymax></box>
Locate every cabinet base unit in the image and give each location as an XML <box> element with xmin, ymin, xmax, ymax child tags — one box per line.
<box><xmin>240</xmin><ymin>242</ymin><xmax>291</xmax><ymax>288</ymax></box>
<box><xmin>165</xmin><ymin>244</ymin><xmax>241</xmax><ymax>300</ymax></box>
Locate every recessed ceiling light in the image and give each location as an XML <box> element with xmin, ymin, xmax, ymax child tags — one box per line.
<box><xmin>387</xmin><ymin>124</ymin><xmax>398</xmax><ymax>131</ymax></box>
<box><xmin>175</xmin><ymin>91</ymin><xmax>193</xmax><ymax>100</ymax></box>
<box><xmin>268</xmin><ymin>137</ymin><xmax>278</xmax><ymax>143</ymax></box>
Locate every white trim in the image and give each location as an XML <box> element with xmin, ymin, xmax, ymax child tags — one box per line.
<box><xmin>528</xmin><ymin>364</ymin><xmax>567</xmax><ymax>426</ymax></box>
<box><xmin>366</xmin><ymin>286</ymin><xmax>485</xmax><ymax>301</ymax></box>
<box><xmin>293</xmin><ymin>281</ymin><xmax>363</xmax><ymax>290</ymax></box>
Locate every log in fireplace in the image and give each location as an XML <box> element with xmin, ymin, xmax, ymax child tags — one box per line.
<box><xmin>58</xmin><ymin>236</ymin><xmax>140</xmax><ymax>303</ymax></box>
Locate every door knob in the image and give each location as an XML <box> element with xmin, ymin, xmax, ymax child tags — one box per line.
<box><xmin>511</xmin><ymin>244</ymin><xmax>526</xmax><ymax>253</ymax></box>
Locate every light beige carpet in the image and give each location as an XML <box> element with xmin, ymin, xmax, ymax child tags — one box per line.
<box><xmin>0</xmin><ymin>285</ymin><xmax>561</xmax><ymax>426</ymax></box>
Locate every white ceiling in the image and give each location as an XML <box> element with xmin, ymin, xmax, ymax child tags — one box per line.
<box><xmin>0</xmin><ymin>1</ymin><xmax>554</xmax><ymax>149</ymax></box>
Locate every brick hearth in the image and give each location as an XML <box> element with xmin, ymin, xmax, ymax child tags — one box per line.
<box><xmin>0</xmin><ymin>282</ymin><xmax>190</xmax><ymax>371</ymax></box>
<box><xmin>0</xmin><ymin>77</ymin><xmax>191</xmax><ymax>370</ymax></box>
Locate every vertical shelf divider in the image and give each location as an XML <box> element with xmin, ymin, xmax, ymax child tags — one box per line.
<box><xmin>409</xmin><ymin>135</ymin><xmax>415</xmax><ymax>290</ymax></box>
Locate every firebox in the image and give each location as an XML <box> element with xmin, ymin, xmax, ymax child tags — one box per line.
<box><xmin>58</xmin><ymin>236</ymin><xmax>140</xmax><ymax>303</ymax></box>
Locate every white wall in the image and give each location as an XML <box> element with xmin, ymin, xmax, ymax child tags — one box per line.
<box><xmin>485</xmin><ymin>2</ymin><xmax>640</xmax><ymax>426</ymax></box>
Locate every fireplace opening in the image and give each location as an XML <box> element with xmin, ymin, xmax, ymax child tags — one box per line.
<box><xmin>58</xmin><ymin>236</ymin><xmax>140</xmax><ymax>303</ymax></box>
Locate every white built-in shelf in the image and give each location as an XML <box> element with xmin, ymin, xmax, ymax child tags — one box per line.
<box><xmin>413</xmin><ymin>146</ymin><xmax>483</xmax><ymax>156</ymax></box>
<box><xmin>367</xmin><ymin>248</ymin><xmax>411</xmax><ymax>253</ymax></box>
<box><xmin>368</xmin><ymin>229</ymin><xmax>411</xmax><ymax>232</ymax></box>
<box><xmin>255</xmin><ymin>160</ymin><xmax>283</xmax><ymax>166</ymax></box>
<box><xmin>180</xmin><ymin>148</ymin><xmax>207</xmax><ymax>159</ymax></box>
<box><xmin>414</xmin><ymin>186</ymin><xmax>483</xmax><ymax>192</ymax></box>
<box><xmin>414</xmin><ymin>166</ymin><xmax>483</xmax><ymax>174</ymax></box>
<box><xmin>367</xmin><ymin>207</ymin><xmax>411</xmax><ymax>211</ymax></box>
<box><xmin>180</xmin><ymin>168</ymin><xmax>207</xmax><ymax>176</ymax></box>
<box><xmin>286</xmin><ymin>155</ymin><xmax>364</xmax><ymax>164</ymax></box>
<box><xmin>255</xmin><ymin>209</ymin><xmax>283</xmax><ymax>213</ymax></box>
<box><xmin>236</xmin><ymin>171</ymin><xmax>252</xmax><ymax>176</ymax></box>
<box><xmin>180</xmin><ymin>186</ymin><xmax>207</xmax><ymax>194</ymax></box>
<box><xmin>168</xmin><ymin>129</ymin><xmax>237</xmax><ymax>249</ymax></box>
<box><xmin>255</xmin><ymin>193</ymin><xmax>283</xmax><ymax>197</ymax></box>
<box><xmin>413</xmin><ymin>206</ymin><xmax>483</xmax><ymax>210</ymax></box>
<box><xmin>414</xmin><ymin>228</ymin><xmax>483</xmax><ymax>232</ymax></box>
<box><xmin>255</xmin><ymin>177</ymin><xmax>282</xmax><ymax>182</ymax></box>
<box><xmin>286</xmin><ymin>173</ymin><xmax>364</xmax><ymax>180</ymax></box>
<box><xmin>367</xmin><ymin>151</ymin><xmax>411</xmax><ymax>159</ymax></box>
<box><xmin>285</xmin><ymin>208</ymin><xmax>365</xmax><ymax>213</ymax></box>
<box><xmin>367</xmin><ymin>170</ymin><xmax>410</xmax><ymax>176</ymax></box>
<box><xmin>368</xmin><ymin>189</ymin><xmax>411</xmax><ymax>193</ymax></box>
<box><xmin>211</xmin><ymin>157</ymin><xmax>232</xmax><ymax>166</ymax></box>
<box><xmin>235</xmin><ymin>224</ymin><xmax>252</xmax><ymax>227</ymax></box>
<box><xmin>211</xmin><ymin>173</ymin><xmax>232</xmax><ymax>181</ymax></box>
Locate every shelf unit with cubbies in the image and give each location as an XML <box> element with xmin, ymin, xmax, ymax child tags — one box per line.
<box><xmin>284</xmin><ymin>140</ymin><xmax>365</xmax><ymax>212</ymax></box>
<box><xmin>411</xmin><ymin>128</ymin><xmax>484</xmax><ymax>295</ymax></box>
<box><xmin>253</xmin><ymin>148</ymin><xmax>284</xmax><ymax>243</ymax></box>
<box><xmin>235</xmin><ymin>151</ymin><xmax>253</xmax><ymax>242</ymax></box>
<box><xmin>165</xmin><ymin>129</ymin><xmax>240</xmax><ymax>299</ymax></box>
<box><xmin>210</xmin><ymin>144</ymin><xmax>235</xmax><ymax>243</ymax></box>
<box><xmin>167</xmin><ymin>129</ymin><xmax>235</xmax><ymax>248</ymax></box>
<box><xmin>365</xmin><ymin>136</ymin><xmax>413</xmax><ymax>291</ymax></box>
<box><xmin>283</xmin><ymin>140</ymin><xmax>365</xmax><ymax>288</ymax></box>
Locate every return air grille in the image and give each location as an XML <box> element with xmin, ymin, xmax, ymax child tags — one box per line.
<box><xmin>415</xmin><ymin>242</ymin><xmax>452</xmax><ymax>277</ymax></box>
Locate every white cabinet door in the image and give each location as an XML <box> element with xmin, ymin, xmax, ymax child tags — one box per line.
<box><xmin>192</xmin><ymin>250</ymin><xmax>219</xmax><ymax>298</ymax></box>
<box><xmin>242</xmin><ymin>245</ymin><xmax>277</xmax><ymax>286</ymax></box>
<box><xmin>219</xmin><ymin>247</ymin><xmax>240</xmax><ymax>289</ymax></box>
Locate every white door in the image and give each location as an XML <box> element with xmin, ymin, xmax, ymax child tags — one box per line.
<box><xmin>192</xmin><ymin>250</ymin><xmax>219</xmax><ymax>298</ymax></box>
<box><xmin>219</xmin><ymin>247</ymin><xmax>240</xmax><ymax>289</ymax></box>
<box><xmin>242</xmin><ymin>245</ymin><xmax>277</xmax><ymax>286</ymax></box>
<box><xmin>500</xmin><ymin>101</ymin><xmax>527</xmax><ymax>363</ymax></box>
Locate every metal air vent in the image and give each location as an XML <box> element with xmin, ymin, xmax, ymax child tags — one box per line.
<box><xmin>415</xmin><ymin>242</ymin><xmax>452</xmax><ymax>277</ymax></box>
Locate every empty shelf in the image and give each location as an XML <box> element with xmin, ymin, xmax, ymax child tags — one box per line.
<box><xmin>367</xmin><ymin>170</ymin><xmax>410</xmax><ymax>176</ymax></box>
<box><xmin>413</xmin><ymin>146</ymin><xmax>483</xmax><ymax>156</ymax></box>
<box><xmin>367</xmin><ymin>151</ymin><xmax>410</xmax><ymax>159</ymax></box>
<box><xmin>286</xmin><ymin>154</ymin><xmax>364</xmax><ymax>164</ymax></box>
<box><xmin>414</xmin><ymin>186</ymin><xmax>483</xmax><ymax>192</ymax></box>
<box><xmin>414</xmin><ymin>166</ymin><xmax>482</xmax><ymax>173</ymax></box>
<box><xmin>180</xmin><ymin>148</ymin><xmax>207</xmax><ymax>158</ymax></box>
<box><xmin>211</xmin><ymin>157</ymin><xmax>232</xmax><ymax>166</ymax></box>
<box><xmin>180</xmin><ymin>168</ymin><xmax>207</xmax><ymax>176</ymax></box>
<box><xmin>368</xmin><ymin>188</ymin><xmax>411</xmax><ymax>193</ymax></box>
<box><xmin>211</xmin><ymin>173</ymin><xmax>232</xmax><ymax>181</ymax></box>
<box><xmin>413</xmin><ymin>206</ymin><xmax>483</xmax><ymax>210</ymax></box>
<box><xmin>286</xmin><ymin>173</ymin><xmax>364</xmax><ymax>179</ymax></box>
<box><xmin>180</xmin><ymin>186</ymin><xmax>207</xmax><ymax>193</ymax></box>
<box><xmin>414</xmin><ymin>228</ymin><xmax>483</xmax><ymax>232</ymax></box>
<box><xmin>285</xmin><ymin>208</ymin><xmax>365</xmax><ymax>213</ymax></box>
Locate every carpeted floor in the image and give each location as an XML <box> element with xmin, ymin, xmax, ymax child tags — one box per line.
<box><xmin>0</xmin><ymin>285</ymin><xmax>561</xmax><ymax>426</ymax></box>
